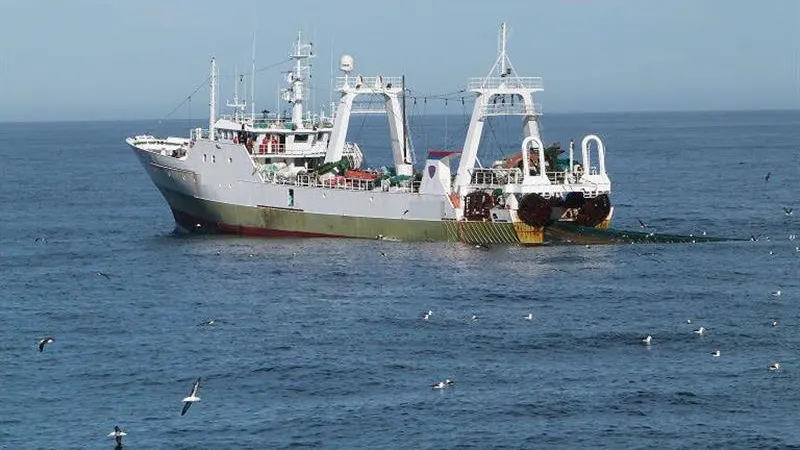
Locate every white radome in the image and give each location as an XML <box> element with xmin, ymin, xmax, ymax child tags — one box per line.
<box><xmin>340</xmin><ymin>54</ymin><xmax>354</xmax><ymax>72</ymax></box>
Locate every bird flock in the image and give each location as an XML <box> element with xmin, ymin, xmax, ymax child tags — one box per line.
<box><xmin>636</xmin><ymin>190</ymin><xmax>796</xmax><ymax>374</ymax></box>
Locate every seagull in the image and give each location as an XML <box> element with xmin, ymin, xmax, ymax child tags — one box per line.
<box><xmin>34</xmin><ymin>237</ymin><xmax>48</xmax><ymax>243</ymax></box>
<box><xmin>431</xmin><ymin>378</ymin><xmax>455</xmax><ymax>389</ymax></box>
<box><xmin>642</xmin><ymin>335</ymin><xmax>652</xmax><ymax>345</ymax></box>
<box><xmin>694</xmin><ymin>327</ymin><xmax>706</xmax><ymax>335</ymax></box>
<box><xmin>97</xmin><ymin>271</ymin><xmax>111</xmax><ymax>280</ymax></box>
<box><xmin>181</xmin><ymin>377</ymin><xmax>201</xmax><ymax>416</ymax></box>
<box><xmin>686</xmin><ymin>319</ymin><xmax>693</xmax><ymax>324</ymax></box>
<box><xmin>772</xmin><ymin>320</ymin><xmax>779</xmax><ymax>327</ymax></box>
<box><xmin>771</xmin><ymin>290</ymin><xmax>782</xmax><ymax>297</ymax></box>
<box><xmin>769</xmin><ymin>362</ymin><xmax>780</xmax><ymax>371</ymax></box>
<box><xmin>422</xmin><ymin>310</ymin><xmax>432</xmax><ymax>321</ymax></box>
<box><xmin>783</xmin><ymin>207</ymin><xmax>794</xmax><ymax>216</ymax></box>
<box><xmin>380</xmin><ymin>252</ymin><xmax>387</xmax><ymax>257</ymax></box>
<box><xmin>471</xmin><ymin>315</ymin><xmax>479</xmax><ymax>321</ymax></box>
<box><xmin>711</xmin><ymin>350</ymin><xmax>720</xmax><ymax>357</ymax></box>
<box><xmin>37</xmin><ymin>337</ymin><xmax>55</xmax><ymax>352</ymax></box>
<box><xmin>198</xmin><ymin>319</ymin><xmax>217</xmax><ymax>327</ymax></box>
<box><xmin>108</xmin><ymin>426</ymin><xmax>127</xmax><ymax>448</ymax></box>
<box><xmin>637</xmin><ymin>218</ymin><xmax>648</xmax><ymax>228</ymax></box>
<box><xmin>524</xmin><ymin>313</ymin><xmax>533</xmax><ymax>321</ymax></box>
<box><xmin>765</xmin><ymin>172</ymin><xmax>771</xmax><ymax>182</ymax></box>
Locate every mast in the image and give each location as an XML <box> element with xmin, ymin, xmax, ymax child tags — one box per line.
<box><xmin>499</xmin><ymin>22</ymin><xmax>507</xmax><ymax>75</ymax></box>
<box><xmin>251</xmin><ymin>32</ymin><xmax>256</xmax><ymax>121</ymax></box>
<box><xmin>209</xmin><ymin>57</ymin><xmax>216</xmax><ymax>140</ymax></box>
<box><xmin>401</xmin><ymin>75</ymin><xmax>408</xmax><ymax>164</ymax></box>
<box><xmin>286</xmin><ymin>30</ymin><xmax>313</xmax><ymax>128</ymax></box>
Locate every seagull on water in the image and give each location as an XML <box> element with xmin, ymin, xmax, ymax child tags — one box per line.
<box><xmin>711</xmin><ymin>350</ymin><xmax>720</xmax><ymax>358</ymax></box>
<box><xmin>108</xmin><ymin>425</ymin><xmax>127</xmax><ymax>448</ymax></box>
<box><xmin>765</xmin><ymin>172</ymin><xmax>771</xmax><ymax>182</ymax></box>
<box><xmin>686</xmin><ymin>318</ymin><xmax>693</xmax><ymax>324</ymax></box>
<box><xmin>637</xmin><ymin>218</ymin><xmax>648</xmax><ymax>228</ymax></box>
<box><xmin>694</xmin><ymin>327</ymin><xmax>706</xmax><ymax>335</ymax></box>
<box><xmin>772</xmin><ymin>320</ymin><xmax>779</xmax><ymax>327</ymax></box>
<box><xmin>524</xmin><ymin>313</ymin><xmax>533</xmax><ymax>321</ymax></box>
<box><xmin>642</xmin><ymin>335</ymin><xmax>652</xmax><ymax>345</ymax></box>
<box><xmin>181</xmin><ymin>377</ymin><xmax>201</xmax><ymax>416</ymax></box>
<box><xmin>431</xmin><ymin>378</ymin><xmax>455</xmax><ymax>389</ymax></box>
<box><xmin>471</xmin><ymin>315</ymin><xmax>479</xmax><ymax>321</ymax></box>
<box><xmin>97</xmin><ymin>271</ymin><xmax>111</xmax><ymax>280</ymax></box>
<box><xmin>422</xmin><ymin>310</ymin><xmax>432</xmax><ymax>321</ymax></box>
<box><xmin>37</xmin><ymin>337</ymin><xmax>55</xmax><ymax>352</ymax></box>
<box><xmin>198</xmin><ymin>319</ymin><xmax>217</xmax><ymax>326</ymax></box>
<box><xmin>771</xmin><ymin>290</ymin><xmax>782</xmax><ymax>297</ymax></box>
<box><xmin>769</xmin><ymin>362</ymin><xmax>780</xmax><ymax>371</ymax></box>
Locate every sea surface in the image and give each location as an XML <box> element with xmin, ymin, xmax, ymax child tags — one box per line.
<box><xmin>0</xmin><ymin>110</ymin><xmax>798</xmax><ymax>449</ymax></box>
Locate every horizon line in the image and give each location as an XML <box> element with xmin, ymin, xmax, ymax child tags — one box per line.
<box><xmin>0</xmin><ymin>107</ymin><xmax>797</xmax><ymax>125</ymax></box>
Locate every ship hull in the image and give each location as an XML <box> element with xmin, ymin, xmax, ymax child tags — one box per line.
<box><xmin>131</xmin><ymin>143</ymin><xmax>611</xmax><ymax>245</ymax></box>
<box><xmin>157</xmin><ymin>185</ymin><xmax>554</xmax><ymax>244</ymax></box>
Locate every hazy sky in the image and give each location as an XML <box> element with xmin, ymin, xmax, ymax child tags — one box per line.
<box><xmin>0</xmin><ymin>0</ymin><xmax>797</xmax><ymax>121</ymax></box>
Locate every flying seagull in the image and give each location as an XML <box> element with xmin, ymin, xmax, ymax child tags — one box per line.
<box><xmin>765</xmin><ymin>172</ymin><xmax>771</xmax><ymax>182</ymax></box>
<box><xmin>37</xmin><ymin>337</ymin><xmax>55</xmax><ymax>352</ymax></box>
<box><xmin>783</xmin><ymin>207</ymin><xmax>794</xmax><ymax>216</ymax></box>
<box><xmin>97</xmin><ymin>271</ymin><xmax>111</xmax><ymax>280</ymax></box>
<box><xmin>181</xmin><ymin>377</ymin><xmax>201</xmax><ymax>416</ymax></box>
<box><xmin>108</xmin><ymin>425</ymin><xmax>127</xmax><ymax>448</ymax></box>
<box><xmin>637</xmin><ymin>218</ymin><xmax>648</xmax><ymax>228</ymax></box>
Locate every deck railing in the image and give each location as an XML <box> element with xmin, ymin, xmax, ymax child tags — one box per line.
<box><xmin>335</xmin><ymin>76</ymin><xmax>404</xmax><ymax>90</ymax></box>
<box><xmin>259</xmin><ymin>172</ymin><xmax>420</xmax><ymax>193</ymax></box>
<box><xmin>468</xmin><ymin>76</ymin><xmax>543</xmax><ymax>90</ymax></box>
<box><xmin>483</xmin><ymin>102</ymin><xmax>542</xmax><ymax>116</ymax></box>
<box><xmin>469</xmin><ymin>168</ymin><xmax>523</xmax><ymax>186</ymax></box>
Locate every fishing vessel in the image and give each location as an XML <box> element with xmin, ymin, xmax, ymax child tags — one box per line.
<box><xmin>126</xmin><ymin>24</ymin><xmax>612</xmax><ymax>244</ymax></box>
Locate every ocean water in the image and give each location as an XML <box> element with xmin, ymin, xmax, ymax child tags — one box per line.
<box><xmin>0</xmin><ymin>110</ymin><xmax>798</xmax><ymax>449</ymax></box>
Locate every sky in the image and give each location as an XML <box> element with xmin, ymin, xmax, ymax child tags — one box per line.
<box><xmin>0</xmin><ymin>0</ymin><xmax>797</xmax><ymax>121</ymax></box>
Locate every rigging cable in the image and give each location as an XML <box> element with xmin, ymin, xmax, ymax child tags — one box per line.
<box><xmin>154</xmin><ymin>58</ymin><xmax>292</xmax><ymax>128</ymax></box>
